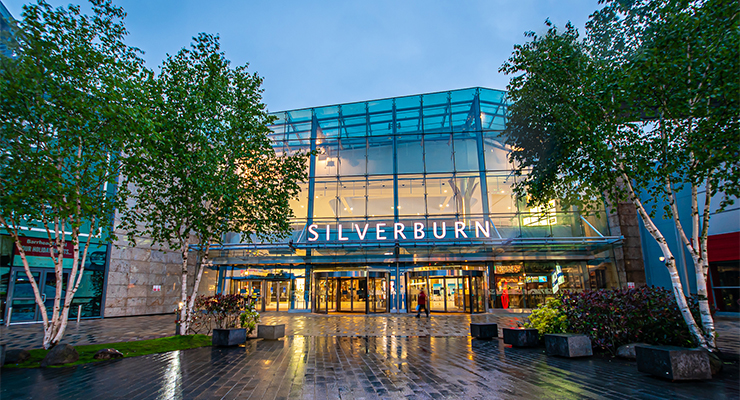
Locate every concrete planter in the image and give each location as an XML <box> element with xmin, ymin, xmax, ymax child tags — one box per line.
<box><xmin>544</xmin><ymin>334</ymin><xmax>592</xmax><ymax>358</ymax></box>
<box><xmin>502</xmin><ymin>328</ymin><xmax>539</xmax><ymax>347</ymax></box>
<box><xmin>212</xmin><ymin>328</ymin><xmax>247</xmax><ymax>347</ymax></box>
<box><xmin>258</xmin><ymin>324</ymin><xmax>285</xmax><ymax>340</ymax></box>
<box><xmin>470</xmin><ymin>323</ymin><xmax>498</xmax><ymax>340</ymax></box>
<box><xmin>635</xmin><ymin>345</ymin><xmax>711</xmax><ymax>381</ymax></box>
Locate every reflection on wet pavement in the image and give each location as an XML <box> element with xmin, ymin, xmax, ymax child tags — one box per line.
<box><xmin>2</xmin><ymin>335</ymin><xmax>737</xmax><ymax>400</ymax></box>
<box><xmin>1</xmin><ymin>312</ymin><xmax>738</xmax><ymax>399</ymax></box>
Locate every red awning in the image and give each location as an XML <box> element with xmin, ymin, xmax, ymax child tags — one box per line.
<box><xmin>708</xmin><ymin>232</ymin><xmax>740</xmax><ymax>263</ymax></box>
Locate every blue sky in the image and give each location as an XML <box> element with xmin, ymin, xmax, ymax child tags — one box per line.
<box><xmin>3</xmin><ymin>0</ymin><xmax>600</xmax><ymax>112</ymax></box>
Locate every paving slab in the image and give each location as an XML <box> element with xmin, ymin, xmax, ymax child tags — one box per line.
<box><xmin>1</xmin><ymin>336</ymin><xmax>737</xmax><ymax>400</ymax></box>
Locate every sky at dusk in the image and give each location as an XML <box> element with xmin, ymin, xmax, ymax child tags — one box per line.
<box><xmin>3</xmin><ymin>0</ymin><xmax>601</xmax><ymax>112</ymax></box>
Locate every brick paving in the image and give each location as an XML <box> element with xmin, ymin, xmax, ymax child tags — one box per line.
<box><xmin>1</xmin><ymin>313</ymin><xmax>738</xmax><ymax>400</ymax></box>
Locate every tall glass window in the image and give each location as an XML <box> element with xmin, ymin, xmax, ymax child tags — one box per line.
<box><xmin>397</xmin><ymin>175</ymin><xmax>426</xmax><ymax>217</ymax></box>
<box><xmin>312</xmin><ymin>179</ymin><xmax>339</xmax><ymax>219</ymax></box>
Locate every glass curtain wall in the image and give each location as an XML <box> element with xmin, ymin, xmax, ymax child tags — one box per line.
<box><xmin>267</xmin><ymin>87</ymin><xmax>599</xmax><ymax>247</ymax></box>
<box><xmin>257</xmin><ymin>87</ymin><xmax>617</xmax><ymax>312</ymax></box>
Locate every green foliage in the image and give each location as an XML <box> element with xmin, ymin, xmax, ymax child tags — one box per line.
<box><xmin>524</xmin><ymin>298</ymin><xmax>568</xmax><ymax>339</ymax></box>
<box><xmin>0</xmin><ymin>0</ymin><xmax>146</xmax><ymax>237</ymax></box>
<box><xmin>5</xmin><ymin>335</ymin><xmax>211</xmax><ymax>368</ymax></box>
<box><xmin>500</xmin><ymin>0</ymin><xmax>737</xmax><ymax>350</ymax></box>
<box><xmin>500</xmin><ymin>0</ymin><xmax>739</xmax><ymax>215</ymax></box>
<box><xmin>119</xmin><ymin>33</ymin><xmax>310</xmax><ymax>252</ymax></box>
<box><xmin>188</xmin><ymin>294</ymin><xmax>259</xmax><ymax>331</ymax></box>
<box><xmin>239</xmin><ymin>302</ymin><xmax>260</xmax><ymax>335</ymax></box>
<box><xmin>559</xmin><ymin>287</ymin><xmax>701</xmax><ymax>354</ymax></box>
<box><xmin>0</xmin><ymin>0</ymin><xmax>147</xmax><ymax>347</ymax></box>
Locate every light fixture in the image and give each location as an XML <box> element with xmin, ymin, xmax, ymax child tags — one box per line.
<box><xmin>659</xmin><ymin>256</ymin><xmax>665</xmax><ymax>262</ymax></box>
<box><xmin>384</xmin><ymin>252</ymin><xmax>393</xmax><ymax>255</ymax></box>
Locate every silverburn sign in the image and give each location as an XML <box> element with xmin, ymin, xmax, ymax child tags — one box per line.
<box><xmin>307</xmin><ymin>221</ymin><xmax>495</xmax><ymax>242</ymax></box>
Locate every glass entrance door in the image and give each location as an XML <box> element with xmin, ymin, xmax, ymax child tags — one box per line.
<box><xmin>8</xmin><ymin>269</ymin><xmax>68</xmax><ymax>323</ymax></box>
<box><xmin>264</xmin><ymin>281</ymin><xmax>290</xmax><ymax>311</ymax></box>
<box><xmin>445</xmin><ymin>277</ymin><xmax>466</xmax><ymax>312</ymax></box>
<box><xmin>429</xmin><ymin>278</ymin><xmax>445</xmax><ymax>311</ymax></box>
<box><xmin>353</xmin><ymin>278</ymin><xmax>367</xmax><ymax>312</ymax></box>
<box><xmin>369</xmin><ymin>276</ymin><xmax>387</xmax><ymax>313</ymax></box>
<box><xmin>337</xmin><ymin>278</ymin><xmax>367</xmax><ymax>312</ymax></box>
<box><xmin>315</xmin><ymin>277</ymin><xmax>337</xmax><ymax>313</ymax></box>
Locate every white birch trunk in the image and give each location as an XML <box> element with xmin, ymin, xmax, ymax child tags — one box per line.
<box><xmin>623</xmin><ymin>173</ymin><xmax>709</xmax><ymax>349</ymax></box>
<box><xmin>183</xmin><ymin>241</ymin><xmax>210</xmax><ymax>335</ymax></box>
<box><xmin>179</xmin><ymin>239</ymin><xmax>190</xmax><ymax>336</ymax></box>
<box><xmin>666</xmin><ymin>177</ymin><xmax>717</xmax><ymax>350</ymax></box>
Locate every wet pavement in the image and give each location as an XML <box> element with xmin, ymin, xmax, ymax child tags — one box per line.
<box><xmin>1</xmin><ymin>313</ymin><xmax>738</xmax><ymax>399</ymax></box>
<box><xmin>2</xmin><ymin>335</ymin><xmax>738</xmax><ymax>400</ymax></box>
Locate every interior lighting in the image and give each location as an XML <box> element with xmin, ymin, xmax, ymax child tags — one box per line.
<box><xmin>659</xmin><ymin>256</ymin><xmax>665</xmax><ymax>262</ymax></box>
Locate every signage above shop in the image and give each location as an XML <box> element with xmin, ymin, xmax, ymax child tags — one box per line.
<box><xmin>13</xmin><ymin>236</ymin><xmax>74</xmax><ymax>258</ymax></box>
<box><xmin>306</xmin><ymin>221</ymin><xmax>497</xmax><ymax>242</ymax></box>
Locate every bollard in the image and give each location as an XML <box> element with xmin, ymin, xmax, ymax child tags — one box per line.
<box><xmin>5</xmin><ymin>307</ymin><xmax>11</xmax><ymax>327</ymax></box>
<box><xmin>77</xmin><ymin>305</ymin><xmax>82</xmax><ymax>324</ymax></box>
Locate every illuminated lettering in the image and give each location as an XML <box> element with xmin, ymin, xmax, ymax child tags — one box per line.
<box><xmin>308</xmin><ymin>224</ymin><xmax>319</xmax><ymax>241</ymax></box>
<box><xmin>433</xmin><ymin>222</ymin><xmax>446</xmax><ymax>239</ymax></box>
<box><xmin>354</xmin><ymin>223</ymin><xmax>369</xmax><ymax>240</ymax></box>
<box><xmin>475</xmin><ymin>220</ymin><xmax>490</xmax><ymax>238</ymax></box>
<box><xmin>454</xmin><ymin>221</ymin><xmax>468</xmax><ymax>238</ymax></box>
<box><xmin>337</xmin><ymin>224</ymin><xmax>348</xmax><ymax>241</ymax></box>
<box><xmin>394</xmin><ymin>223</ymin><xmax>406</xmax><ymax>239</ymax></box>
<box><xmin>414</xmin><ymin>222</ymin><xmax>425</xmax><ymax>239</ymax></box>
<box><xmin>376</xmin><ymin>223</ymin><xmax>387</xmax><ymax>240</ymax></box>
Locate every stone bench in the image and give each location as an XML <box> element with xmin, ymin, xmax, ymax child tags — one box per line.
<box><xmin>502</xmin><ymin>328</ymin><xmax>539</xmax><ymax>347</ymax></box>
<box><xmin>258</xmin><ymin>324</ymin><xmax>285</xmax><ymax>340</ymax></box>
<box><xmin>635</xmin><ymin>345</ymin><xmax>711</xmax><ymax>381</ymax></box>
<box><xmin>544</xmin><ymin>333</ymin><xmax>592</xmax><ymax>357</ymax></box>
<box><xmin>470</xmin><ymin>323</ymin><xmax>498</xmax><ymax>340</ymax></box>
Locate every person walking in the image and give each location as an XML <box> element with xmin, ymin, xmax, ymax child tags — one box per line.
<box><xmin>416</xmin><ymin>289</ymin><xmax>430</xmax><ymax>317</ymax></box>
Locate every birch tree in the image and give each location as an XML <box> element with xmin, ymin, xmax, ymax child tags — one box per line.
<box><xmin>500</xmin><ymin>0</ymin><xmax>738</xmax><ymax>350</ymax></box>
<box><xmin>120</xmin><ymin>33</ymin><xmax>309</xmax><ymax>335</ymax></box>
<box><xmin>0</xmin><ymin>0</ymin><xmax>145</xmax><ymax>348</ymax></box>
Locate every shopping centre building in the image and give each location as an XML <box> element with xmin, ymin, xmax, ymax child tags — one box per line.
<box><xmin>204</xmin><ymin>87</ymin><xmax>627</xmax><ymax>314</ymax></box>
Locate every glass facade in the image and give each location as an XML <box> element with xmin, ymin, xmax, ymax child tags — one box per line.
<box><xmin>210</xmin><ymin>87</ymin><xmax>622</xmax><ymax>313</ymax></box>
<box><xmin>1</xmin><ymin>234</ymin><xmax>107</xmax><ymax>323</ymax></box>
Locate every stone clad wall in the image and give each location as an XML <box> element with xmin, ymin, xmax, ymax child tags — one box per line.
<box><xmin>104</xmin><ymin>232</ymin><xmax>197</xmax><ymax>317</ymax></box>
<box><xmin>608</xmin><ymin>202</ymin><xmax>647</xmax><ymax>287</ymax></box>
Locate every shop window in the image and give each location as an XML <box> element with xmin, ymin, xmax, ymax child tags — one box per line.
<box><xmin>711</xmin><ymin>260</ymin><xmax>740</xmax><ymax>312</ymax></box>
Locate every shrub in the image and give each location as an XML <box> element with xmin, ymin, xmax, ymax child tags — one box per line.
<box><xmin>559</xmin><ymin>287</ymin><xmax>701</xmax><ymax>354</ymax></box>
<box><xmin>524</xmin><ymin>298</ymin><xmax>568</xmax><ymax>339</ymax></box>
<box><xmin>239</xmin><ymin>300</ymin><xmax>260</xmax><ymax>336</ymax></box>
<box><xmin>186</xmin><ymin>294</ymin><xmax>257</xmax><ymax>333</ymax></box>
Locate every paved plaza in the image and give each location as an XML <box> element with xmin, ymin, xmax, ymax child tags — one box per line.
<box><xmin>1</xmin><ymin>313</ymin><xmax>738</xmax><ymax>399</ymax></box>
